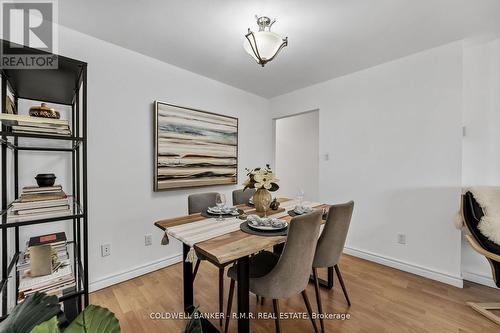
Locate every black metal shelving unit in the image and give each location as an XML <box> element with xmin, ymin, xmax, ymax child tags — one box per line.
<box><xmin>0</xmin><ymin>40</ymin><xmax>88</xmax><ymax>320</ymax></box>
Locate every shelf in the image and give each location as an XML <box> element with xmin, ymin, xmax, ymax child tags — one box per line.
<box><xmin>1</xmin><ymin>201</ymin><xmax>84</xmax><ymax>229</ymax></box>
<box><xmin>0</xmin><ymin>243</ymin><xmax>86</xmax><ymax>302</ymax></box>
<box><xmin>0</xmin><ymin>131</ymin><xmax>83</xmax><ymax>142</ymax></box>
<box><xmin>1</xmin><ymin>40</ymin><xmax>87</xmax><ymax>105</ymax></box>
<box><xmin>0</xmin><ymin>137</ymin><xmax>81</xmax><ymax>152</ymax></box>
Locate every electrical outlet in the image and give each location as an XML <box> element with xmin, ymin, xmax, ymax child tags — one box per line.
<box><xmin>101</xmin><ymin>244</ymin><xmax>111</xmax><ymax>257</ymax></box>
<box><xmin>397</xmin><ymin>233</ymin><xmax>407</xmax><ymax>245</ymax></box>
<box><xmin>145</xmin><ymin>234</ymin><xmax>153</xmax><ymax>246</ymax></box>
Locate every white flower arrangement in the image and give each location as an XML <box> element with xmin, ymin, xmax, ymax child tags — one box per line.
<box><xmin>243</xmin><ymin>164</ymin><xmax>279</xmax><ymax>192</ymax></box>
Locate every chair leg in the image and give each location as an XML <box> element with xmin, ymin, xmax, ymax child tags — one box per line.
<box><xmin>272</xmin><ymin>299</ymin><xmax>281</xmax><ymax>333</ymax></box>
<box><xmin>224</xmin><ymin>279</ymin><xmax>235</xmax><ymax>333</ymax></box>
<box><xmin>334</xmin><ymin>264</ymin><xmax>351</xmax><ymax>306</ymax></box>
<box><xmin>193</xmin><ymin>259</ymin><xmax>201</xmax><ymax>281</ymax></box>
<box><xmin>312</xmin><ymin>268</ymin><xmax>324</xmax><ymax>333</ymax></box>
<box><xmin>219</xmin><ymin>267</ymin><xmax>224</xmax><ymax>326</ymax></box>
<box><xmin>302</xmin><ymin>290</ymin><xmax>319</xmax><ymax>333</ymax></box>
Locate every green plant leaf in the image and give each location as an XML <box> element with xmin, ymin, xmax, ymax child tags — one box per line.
<box><xmin>63</xmin><ymin>305</ymin><xmax>119</xmax><ymax>333</ymax></box>
<box><xmin>183</xmin><ymin>308</ymin><xmax>202</xmax><ymax>333</ymax></box>
<box><xmin>0</xmin><ymin>292</ymin><xmax>61</xmax><ymax>333</ymax></box>
<box><xmin>29</xmin><ymin>317</ymin><xmax>60</xmax><ymax>333</ymax></box>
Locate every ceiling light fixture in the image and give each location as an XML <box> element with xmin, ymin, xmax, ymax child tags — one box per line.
<box><xmin>243</xmin><ymin>15</ymin><xmax>288</xmax><ymax>67</ymax></box>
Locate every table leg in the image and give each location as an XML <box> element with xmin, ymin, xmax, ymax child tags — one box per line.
<box><xmin>182</xmin><ymin>244</ymin><xmax>220</xmax><ymax>333</ymax></box>
<box><xmin>183</xmin><ymin>243</ymin><xmax>194</xmax><ymax>313</ymax></box>
<box><xmin>309</xmin><ymin>266</ymin><xmax>334</xmax><ymax>289</ymax></box>
<box><xmin>237</xmin><ymin>255</ymin><xmax>250</xmax><ymax>333</ymax></box>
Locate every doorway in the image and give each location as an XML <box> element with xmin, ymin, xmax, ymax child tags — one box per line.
<box><xmin>274</xmin><ymin>110</ymin><xmax>320</xmax><ymax>201</ymax></box>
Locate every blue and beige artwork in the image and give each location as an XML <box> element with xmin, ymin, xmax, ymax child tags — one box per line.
<box><xmin>155</xmin><ymin>102</ymin><xmax>238</xmax><ymax>190</ymax></box>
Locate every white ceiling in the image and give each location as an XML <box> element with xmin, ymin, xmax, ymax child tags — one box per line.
<box><xmin>59</xmin><ymin>0</ymin><xmax>500</xmax><ymax>98</ymax></box>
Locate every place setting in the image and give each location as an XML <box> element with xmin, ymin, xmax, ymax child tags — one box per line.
<box><xmin>240</xmin><ymin>214</ymin><xmax>289</xmax><ymax>236</ymax></box>
<box><xmin>201</xmin><ymin>194</ymin><xmax>243</xmax><ymax>220</ymax></box>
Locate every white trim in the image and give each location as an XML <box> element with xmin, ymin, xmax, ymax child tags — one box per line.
<box><xmin>462</xmin><ymin>271</ymin><xmax>497</xmax><ymax>288</ymax></box>
<box><xmin>89</xmin><ymin>253</ymin><xmax>183</xmax><ymax>292</ymax></box>
<box><xmin>343</xmin><ymin>246</ymin><xmax>464</xmax><ymax>288</ymax></box>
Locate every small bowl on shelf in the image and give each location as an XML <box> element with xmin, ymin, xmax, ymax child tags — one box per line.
<box><xmin>29</xmin><ymin>103</ymin><xmax>60</xmax><ymax>119</ymax></box>
<box><xmin>35</xmin><ymin>173</ymin><xmax>56</xmax><ymax>187</ymax></box>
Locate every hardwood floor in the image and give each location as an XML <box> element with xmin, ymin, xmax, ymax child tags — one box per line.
<box><xmin>90</xmin><ymin>255</ymin><xmax>500</xmax><ymax>332</ymax></box>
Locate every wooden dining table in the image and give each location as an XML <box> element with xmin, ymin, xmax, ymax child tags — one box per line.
<box><xmin>154</xmin><ymin>198</ymin><xmax>330</xmax><ymax>333</ymax></box>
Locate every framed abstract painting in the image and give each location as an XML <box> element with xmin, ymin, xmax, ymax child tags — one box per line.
<box><xmin>154</xmin><ymin>101</ymin><xmax>238</xmax><ymax>190</ymax></box>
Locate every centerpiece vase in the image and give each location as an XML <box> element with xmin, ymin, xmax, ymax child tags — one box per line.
<box><xmin>253</xmin><ymin>188</ymin><xmax>272</xmax><ymax>213</ymax></box>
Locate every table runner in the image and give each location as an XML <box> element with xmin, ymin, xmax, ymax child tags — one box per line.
<box><xmin>165</xmin><ymin>199</ymin><xmax>322</xmax><ymax>262</ymax></box>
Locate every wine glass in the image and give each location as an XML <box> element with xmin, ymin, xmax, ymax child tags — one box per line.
<box><xmin>262</xmin><ymin>195</ymin><xmax>272</xmax><ymax>218</ymax></box>
<box><xmin>216</xmin><ymin>193</ymin><xmax>226</xmax><ymax>221</ymax></box>
<box><xmin>297</xmin><ymin>188</ymin><xmax>305</xmax><ymax>207</ymax></box>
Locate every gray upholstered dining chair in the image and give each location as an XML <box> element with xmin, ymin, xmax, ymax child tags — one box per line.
<box><xmin>232</xmin><ymin>188</ymin><xmax>256</xmax><ymax>205</ymax></box>
<box><xmin>224</xmin><ymin>210</ymin><xmax>323</xmax><ymax>333</ymax></box>
<box><xmin>312</xmin><ymin>201</ymin><xmax>354</xmax><ymax>333</ymax></box>
<box><xmin>188</xmin><ymin>192</ymin><xmax>227</xmax><ymax>326</ymax></box>
<box><xmin>188</xmin><ymin>192</ymin><xmax>218</xmax><ymax>215</ymax></box>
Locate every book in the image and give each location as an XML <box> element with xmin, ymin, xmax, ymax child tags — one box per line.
<box><xmin>12</xmin><ymin>198</ymin><xmax>70</xmax><ymax>211</ymax></box>
<box><xmin>21</xmin><ymin>185</ymin><xmax>63</xmax><ymax>194</ymax></box>
<box><xmin>7</xmin><ymin>209</ymin><xmax>71</xmax><ymax>223</ymax></box>
<box><xmin>17</xmin><ymin>205</ymin><xmax>70</xmax><ymax>216</ymax></box>
<box><xmin>0</xmin><ymin>113</ymin><xmax>69</xmax><ymax>126</ymax></box>
<box><xmin>11</xmin><ymin>125</ymin><xmax>71</xmax><ymax>135</ymax></box>
<box><xmin>17</xmin><ymin>121</ymin><xmax>69</xmax><ymax>129</ymax></box>
<box><xmin>19</xmin><ymin>191</ymin><xmax>67</xmax><ymax>203</ymax></box>
<box><xmin>19</xmin><ymin>264</ymin><xmax>73</xmax><ymax>293</ymax></box>
<box><xmin>28</xmin><ymin>232</ymin><xmax>67</xmax><ymax>247</ymax></box>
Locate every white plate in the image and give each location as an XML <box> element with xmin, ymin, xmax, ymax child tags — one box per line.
<box><xmin>247</xmin><ymin>218</ymin><xmax>288</xmax><ymax>231</ymax></box>
<box><xmin>208</xmin><ymin>206</ymin><xmax>238</xmax><ymax>215</ymax></box>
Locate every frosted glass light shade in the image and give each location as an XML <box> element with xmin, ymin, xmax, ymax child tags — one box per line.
<box><xmin>244</xmin><ymin>31</ymin><xmax>287</xmax><ymax>65</ymax></box>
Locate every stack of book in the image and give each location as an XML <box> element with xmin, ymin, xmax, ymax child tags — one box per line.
<box><xmin>0</xmin><ymin>113</ymin><xmax>71</xmax><ymax>136</ymax></box>
<box><xmin>18</xmin><ymin>232</ymin><xmax>75</xmax><ymax>300</ymax></box>
<box><xmin>8</xmin><ymin>185</ymin><xmax>71</xmax><ymax>223</ymax></box>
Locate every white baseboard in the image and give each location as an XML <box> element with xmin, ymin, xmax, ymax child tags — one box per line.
<box><xmin>462</xmin><ymin>271</ymin><xmax>497</xmax><ymax>288</ymax></box>
<box><xmin>89</xmin><ymin>253</ymin><xmax>183</xmax><ymax>292</ymax></box>
<box><xmin>343</xmin><ymin>246</ymin><xmax>464</xmax><ymax>288</ymax></box>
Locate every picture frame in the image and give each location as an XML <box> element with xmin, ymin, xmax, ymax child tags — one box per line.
<box><xmin>154</xmin><ymin>101</ymin><xmax>238</xmax><ymax>191</ymax></box>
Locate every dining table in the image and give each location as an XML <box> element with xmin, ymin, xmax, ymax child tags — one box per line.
<box><xmin>154</xmin><ymin>197</ymin><xmax>330</xmax><ymax>333</ymax></box>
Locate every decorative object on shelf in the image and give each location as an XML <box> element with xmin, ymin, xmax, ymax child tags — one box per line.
<box><xmin>5</xmin><ymin>96</ymin><xmax>15</xmax><ymax>114</ymax></box>
<box><xmin>244</xmin><ymin>15</ymin><xmax>288</xmax><ymax>67</ymax></box>
<box><xmin>0</xmin><ymin>292</ymin><xmax>121</xmax><ymax>333</ymax></box>
<box><xmin>29</xmin><ymin>103</ymin><xmax>60</xmax><ymax>119</ymax></box>
<box><xmin>243</xmin><ymin>164</ymin><xmax>279</xmax><ymax>213</ymax></box>
<box><xmin>154</xmin><ymin>101</ymin><xmax>238</xmax><ymax>190</ymax></box>
<box><xmin>29</xmin><ymin>244</ymin><xmax>53</xmax><ymax>277</ymax></box>
<box><xmin>35</xmin><ymin>173</ymin><xmax>57</xmax><ymax>187</ymax></box>
<box><xmin>270</xmin><ymin>197</ymin><xmax>280</xmax><ymax>210</ymax></box>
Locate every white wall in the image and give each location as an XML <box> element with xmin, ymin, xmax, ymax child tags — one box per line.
<box><xmin>275</xmin><ymin>111</ymin><xmax>319</xmax><ymax>201</ymax></box>
<box><xmin>12</xmin><ymin>26</ymin><xmax>273</xmax><ymax>291</ymax></box>
<box><xmin>461</xmin><ymin>38</ymin><xmax>500</xmax><ymax>287</ymax></box>
<box><xmin>270</xmin><ymin>42</ymin><xmax>464</xmax><ymax>286</ymax></box>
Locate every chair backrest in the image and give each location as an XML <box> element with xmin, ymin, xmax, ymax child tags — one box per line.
<box><xmin>313</xmin><ymin>201</ymin><xmax>354</xmax><ymax>268</ymax></box>
<box><xmin>255</xmin><ymin>210</ymin><xmax>322</xmax><ymax>299</ymax></box>
<box><xmin>232</xmin><ymin>188</ymin><xmax>256</xmax><ymax>205</ymax></box>
<box><xmin>462</xmin><ymin>192</ymin><xmax>500</xmax><ymax>287</ymax></box>
<box><xmin>188</xmin><ymin>192</ymin><xmax>218</xmax><ymax>214</ymax></box>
